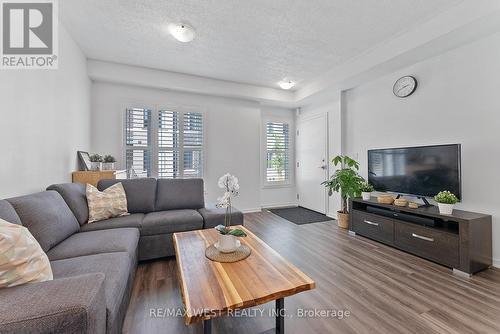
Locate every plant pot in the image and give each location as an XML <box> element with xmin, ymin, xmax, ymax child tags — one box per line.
<box><xmin>362</xmin><ymin>192</ymin><xmax>372</xmax><ymax>200</ymax></box>
<box><xmin>90</xmin><ymin>162</ymin><xmax>101</xmax><ymax>171</ymax></box>
<box><xmin>102</xmin><ymin>162</ymin><xmax>115</xmax><ymax>170</ymax></box>
<box><xmin>337</xmin><ymin>211</ymin><xmax>350</xmax><ymax>229</ymax></box>
<box><xmin>438</xmin><ymin>203</ymin><xmax>454</xmax><ymax>215</ymax></box>
<box><xmin>218</xmin><ymin>234</ymin><xmax>238</xmax><ymax>253</ymax></box>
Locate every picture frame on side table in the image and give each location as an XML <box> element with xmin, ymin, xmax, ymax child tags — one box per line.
<box><xmin>77</xmin><ymin>151</ymin><xmax>92</xmax><ymax>171</ymax></box>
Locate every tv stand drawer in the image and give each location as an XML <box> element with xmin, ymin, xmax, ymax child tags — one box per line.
<box><xmin>394</xmin><ymin>223</ymin><xmax>459</xmax><ymax>268</ymax></box>
<box><xmin>351</xmin><ymin>210</ymin><xmax>394</xmax><ymax>244</ymax></box>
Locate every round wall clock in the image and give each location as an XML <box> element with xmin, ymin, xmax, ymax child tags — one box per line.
<box><xmin>393</xmin><ymin>76</ymin><xmax>417</xmax><ymax>98</ymax></box>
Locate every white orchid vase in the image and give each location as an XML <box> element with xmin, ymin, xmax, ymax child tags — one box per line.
<box><xmin>215</xmin><ymin>174</ymin><xmax>246</xmax><ymax>248</ymax></box>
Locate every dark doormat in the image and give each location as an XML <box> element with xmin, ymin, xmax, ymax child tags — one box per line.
<box><xmin>268</xmin><ymin>206</ymin><xmax>333</xmax><ymax>225</ymax></box>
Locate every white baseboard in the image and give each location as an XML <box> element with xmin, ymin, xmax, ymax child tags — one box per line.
<box><xmin>241</xmin><ymin>208</ymin><xmax>262</xmax><ymax>214</ymax></box>
<box><xmin>261</xmin><ymin>202</ymin><xmax>298</xmax><ymax>210</ymax></box>
<box><xmin>326</xmin><ymin>211</ymin><xmax>338</xmax><ymax>220</ymax></box>
<box><xmin>493</xmin><ymin>258</ymin><xmax>500</xmax><ymax>269</ymax></box>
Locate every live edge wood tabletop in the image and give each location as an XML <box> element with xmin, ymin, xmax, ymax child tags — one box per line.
<box><xmin>173</xmin><ymin>226</ymin><xmax>316</xmax><ymax>329</ymax></box>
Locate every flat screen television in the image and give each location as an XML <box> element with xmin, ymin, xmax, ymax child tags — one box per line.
<box><xmin>368</xmin><ymin>144</ymin><xmax>461</xmax><ymax>200</ymax></box>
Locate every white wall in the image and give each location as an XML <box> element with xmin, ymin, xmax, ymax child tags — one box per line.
<box><xmin>343</xmin><ymin>31</ymin><xmax>500</xmax><ymax>267</ymax></box>
<box><xmin>0</xmin><ymin>25</ymin><xmax>91</xmax><ymax>198</ymax></box>
<box><xmin>91</xmin><ymin>82</ymin><xmax>294</xmax><ymax>212</ymax></box>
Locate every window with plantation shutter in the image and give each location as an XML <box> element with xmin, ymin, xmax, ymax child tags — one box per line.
<box><xmin>124</xmin><ymin>107</ymin><xmax>203</xmax><ymax>179</ymax></box>
<box><xmin>125</xmin><ymin>108</ymin><xmax>152</xmax><ymax>177</ymax></box>
<box><xmin>182</xmin><ymin>112</ymin><xmax>204</xmax><ymax>178</ymax></box>
<box><xmin>158</xmin><ymin>110</ymin><xmax>180</xmax><ymax>178</ymax></box>
<box><xmin>265</xmin><ymin>121</ymin><xmax>290</xmax><ymax>183</ymax></box>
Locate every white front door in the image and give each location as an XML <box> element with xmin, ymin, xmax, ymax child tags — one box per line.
<box><xmin>296</xmin><ymin>113</ymin><xmax>328</xmax><ymax>213</ymax></box>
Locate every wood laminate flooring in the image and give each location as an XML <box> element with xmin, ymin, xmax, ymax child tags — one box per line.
<box><xmin>123</xmin><ymin>210</ymin><xmax>500</xmax><ymax>334</ymax></box>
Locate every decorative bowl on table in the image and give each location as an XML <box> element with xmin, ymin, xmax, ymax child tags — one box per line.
<box><xmin>394</xmin><ymin>198</ymin><xmax>408</xmax><ymax>207</ymax></box>
<box><xmin>377</xmin><ymin>195</ymin><xmax>394</xmax><ymax>204</ymax></box>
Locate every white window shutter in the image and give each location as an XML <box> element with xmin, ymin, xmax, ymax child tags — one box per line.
<box><xmin>266</xmin><ymin>122</ymin><xmax>290</xmax><ymax>182</ymax></box>
<box><xmin>125</xmin><ymin>108</ymin><xmax>204</xmax><ymax>179</ymax></box>
<box><xmin>125</xmin><ymin>108</ymin><xmax>152</xmax><ymax>177</ymax></box>
<box><xmin>182</xmin><ymin>112</ymin><xmax>203</xmax><ymax>178</ymax></box>
<box><xmin>158</xmin><ymin>110</ymin><xmax>180</xmax><ymax>178</ymax></box>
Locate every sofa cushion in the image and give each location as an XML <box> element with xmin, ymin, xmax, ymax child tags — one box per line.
<box><xmin>142</xmin><ymin>210</ymin><xmax>203</xmax><ymax>236</ymax></box>
<box><xmin>0</xmin><ymin>218</ymin><xmax>53</xmax><ymax>288</ymax></box>
<box><xmin>0</xmin><ymin>200</ymin><xmax>21</xmax><ymax>225</ymax></box>
<box><xmin>7</xmin><ymin>191</ymin><xmax>80</xmax><ymax>252</ymax></box>
<box><xmin>51</xmin><ymin>252</ymin><xmax>133</xmax><ymax>334</ymax></box>
<box><xmin>47</xmin><ymin>183</ymin><xmax>89</xmax><ymax>225</ymax></box>
<box><xmin>98</xmin><ymin>178</ymin><xmax>156</xmax><ymax>214</ymax></box>
<box><xmin>198</xmin><ymin>205</ymin><xmax>245</xmax><ymax>229</ymax></box>
<box><xmin>155</xmin><ymin>178</ymin><xmax>204</xmax><ymax>211</ymax></box>
<box><xmin>47</xmin><ymin>228</ymin><xmax>139</xmax><ymax>261</ymax></box>
<box><xmin>80</xmin><ymin>213</ymin><xmax>144</xmax><ymax>232</ymax></box>
<box><xmin>87</xmin><ymin>183</ymin><xmax>129</xmax><ymax>223</ymax></box>
<box><xmin>0</xmin><ymin>273</ymin><xmax>106</xmax><ymax>334</ymax></box>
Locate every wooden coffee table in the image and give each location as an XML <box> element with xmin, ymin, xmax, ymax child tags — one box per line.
<box><xmin>173</xmin><ymin>225</ymin><xmax>315</xmax><ymax>334</ymax></box>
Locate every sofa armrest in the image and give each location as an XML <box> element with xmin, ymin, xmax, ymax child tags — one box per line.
<box><xmin>0</xmin><ymin>273</ymin><xmax>106</xmax><ymax>334</ymax></box>
<box><xmin>198</xmin><ymin>204</ymin><xmax>244</xmax><ymax>229</ymax></box>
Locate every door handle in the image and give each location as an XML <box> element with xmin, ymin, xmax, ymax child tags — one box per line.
<box><xmin>412</xmin><ymin>233</ymin><xmax>434</xmax><ymax>242</ymax></box>
<box><xmin>318</xmin><ymin>165</ymin><xmax>327</xmax><ymax>170</ymax></box>
<box><xmin>363</xmin><ymin>220</ymin><xmax>379</xmax><ymax>226</ymax></box>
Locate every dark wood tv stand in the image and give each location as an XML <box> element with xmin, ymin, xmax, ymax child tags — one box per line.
<box><xmin>349</xmin><ymin>198</ymin><xmax>492</xmax><ymax>276</ymax></box>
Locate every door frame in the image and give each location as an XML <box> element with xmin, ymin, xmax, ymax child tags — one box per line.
<box><xmin>296</xmin><ymin>111</ymin><xmax>329</xmax><ymax>214</ymax></box>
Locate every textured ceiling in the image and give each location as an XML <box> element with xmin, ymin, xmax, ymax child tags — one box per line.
<box><xmin>60</xmin><ymin>0</ymin><xmax>463</xmax><ymax>89</ymax></box>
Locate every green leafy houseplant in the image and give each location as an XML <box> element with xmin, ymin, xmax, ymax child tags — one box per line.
<box><xmin>322</xmin><ymin>155</ymin><xmax>365</xmax><ymax>215</ymax></box>
<box><xmin>434</xmin><ymin>190</ymin><xmax>458</xmax><ymax>215</ymax></box>
<box><xmin>360</xmin><ymin>181</ymin><xmax>374</xmax><ymax>193</ymax></box>
<box><xmin>434</xmin><ymin>191</ymin><xmax>458</xmax><ymax>204</ymax></box>
<box><xmin>102</xmin><ymin>155</ymin><xmax>116</xmax><ymax>171</ymax></box>
<box><xmin>89</xmin><ymin>154</ymin><xmax>103</xmax><ymax>171</ymax></box>
<box><xmin>103</xmin><ymin>155</ymin><xmax>116</xmax><ymax>163</ymax></box>
<box><xmin>89</xmin><ymin>154</ymin><xmax>103</xmax><ymax>162</ymax></box>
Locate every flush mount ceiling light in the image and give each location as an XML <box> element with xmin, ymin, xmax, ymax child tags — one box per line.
<box><xmin>278</xmin><ymin>80</ymin><xmax>295</xmax><ymax>90</ymax></box>
<box><xmin>167</xmin><ymin>23</ymin><xmax>196</xmax><ymax>43</ymax></box>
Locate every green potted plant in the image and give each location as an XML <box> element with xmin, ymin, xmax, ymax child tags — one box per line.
<box><xmin>360</xmin><ymin>181</ymin><xmax>374</xmax><ymax>201</ymax></box>
<box><xmin>102</xmin><ymin>155</ymin><xmax>116</xmax><ymax>170</ymax></box>
<box><xmin>434</xmin><ymin>191</ymin><xmax>459</xmax><ymax>215</ymax></box>
<box><xmin>89</xmin><ymin>154</ymin><xmax>103</xmax><ymax>171</ymax></box>
<box><xmin>322</xmin><ymin>155</ymin><xmax>364</xmax><ymax>229</ymax></box>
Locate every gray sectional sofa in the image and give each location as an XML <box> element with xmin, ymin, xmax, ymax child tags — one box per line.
<box><xmin>0</xmin><ymin>178</ymin><xmax>243</xmax><ymax>334</ymax></box>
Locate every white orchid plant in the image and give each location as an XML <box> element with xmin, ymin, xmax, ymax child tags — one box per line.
<box><xmin>215</xmin><ymin>173</ymin><xmax>247</xmax><ymax>237</ymax></box>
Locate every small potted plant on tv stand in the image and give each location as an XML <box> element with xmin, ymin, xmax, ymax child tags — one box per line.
<box><xmin>322</xmin><ymin>155</ymin><xmax>364</xmax><ymax>229</ymax></box>
<box><xmin>434</xmin><ymin>190</ymin><xmax>459</xmax><ymax>215</ymax></box>
<box><xmin>360</xmin><ymin>181</ymin><xmax>374</xmax><ymax>200</ymax></box>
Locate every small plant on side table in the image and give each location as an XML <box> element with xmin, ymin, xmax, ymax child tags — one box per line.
<box><xmin>434</xmin><ymin>191</ymin><xmax>459</xmax><ymax>215</ymax></box>
<box><xmin>215</xmin><ymin>173</ymin><xmax>246</xmax><ymax>252</ymax></box>
<box><xmin>360</xmin><ymin>181</ymin><xmax>374</xmax><ymax>201</ymax></box>
<box><xmin>322</xmin><ymin>155</ymin><xmax>364</xmax><ymax>229</ymax></box>
<box><xmin>102</xmin><ymin>155</ymin><xmax>116</xmax><ymax>170</ymax></box>
<box><xmin>89</xmin><ymin>154</ymin><xmax>103</xmax><ymax>171</ymax></box>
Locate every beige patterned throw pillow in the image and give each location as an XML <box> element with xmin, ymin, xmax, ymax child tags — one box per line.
<box><xmin>0</xmin><ymin>218</ymin><xmax>53</xmax><ymax>288</ymax></box>
<box><xmin>86</xmin><ymin>183</ymin><xmax>129</xmax><ymax>223</ymax></box>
